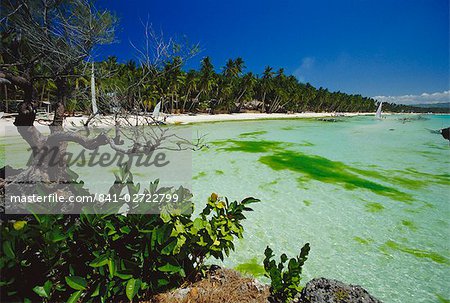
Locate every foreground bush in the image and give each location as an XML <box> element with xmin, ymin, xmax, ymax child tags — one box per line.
<box><xmin>264</xmin><ymin>244</ymin><xmax>310</xmax><ymax>303</ymax></box>
<box><xmin>0</xmin><ymin>166</ymin><xmax>259</xmax><ymax>302</ymax></box>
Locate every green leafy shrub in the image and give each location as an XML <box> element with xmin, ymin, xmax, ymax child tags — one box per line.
<box><xmin>264</xmin><ymin>244</ymin><xmax>310</xmax><ymax>303</ymax></box>
<box><xmin>0</xmin><ymin>165</ymin><xmax>259</xmax><ymax>302</ymax></box>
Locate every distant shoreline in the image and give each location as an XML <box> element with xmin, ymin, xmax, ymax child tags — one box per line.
<box><xmin>0</xmin><ymin>112</ymin><xmax>445</xmax><ymax>137</ymax></box>
<box><xmin>163</xmin><ymin>112</ymin><xmax>374</xmax><ymax>124</ymax></box>
<box><xmin>60</xmin><ymin>111</ymin><xmax>444</xmax><ymax>125</ymax></box>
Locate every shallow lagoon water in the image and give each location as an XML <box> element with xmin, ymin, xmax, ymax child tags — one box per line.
<box><xmin>1</xmin><ymin>115</ymin><xmax>449</xmax><ymax>302</ymax></box>
<box><xmin>190</xmin><ymin>115</ymin><xmax>450</xmax><ymax>303</ymax></box>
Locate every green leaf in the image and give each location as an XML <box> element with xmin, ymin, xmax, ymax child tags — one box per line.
<box><xmin>91</xmin><ymin>283</ymin><xmax>101</xmax><ymax>297</ymax></box>
<box><xmin>65</xmin><ymin>276</ymin><xmax>87</xmax><ymax>290</ymax></box>
<box><xmin>120</xmin><ymin>226</ymin><xmax>131</xmax><ymax>234</ymax></box>
<box><xmin>264</xmin><ymin>246</ymin><xmax>274</xmax><ymax>260</ymax></box>
<box><xmin>33</xmin><ymin>280</ymin><xmax>52</xmax><ymax>299</ymax></box>
<box><xmin>89</xmin><ymin>255</ymin><xmax>109</xmax><ymax>268</ymax></box>
<box><xmin>241</xmin><ymin>197</ymin><xmax>260</xmax><ymax>205</ymax></box>
<box><xmin>161</xmin><ymin>240</ymin><xmax>177</xmax><ymax>255</ymax></box>
<box><xmin>66</xmin><ymin>290</ymin><xmax>82</xmax><ymax>303</ymax></box>
<box><xmin>32</xmin><ymin>286</ymin><xmax>48</xmax><ymax>298</ymax></box>
<box><xmin>160</xmin><ymin>211</ymin><xmax>171</xmax><ymax>223</ymax></box>
<box><xmin>157</xmin><ymin>224</ymin><xmax>172</xmax><ymax>244</ymax></box>
<box><xmin>108</xmin><ymin>258</ymin><xmax>116</xmax><ymax>278</ymax></box>
<box><xmin>126</xmin><ymin>278</ymin><xmax>141</xmax><ymax>301</ymax></box>
<box><xmin>2</xmin><ymin>241</ymin><xmax>15</xmax><ymax>259</ymax></box>
<box><xmin>158</xmin><ymin>263</ymin><xmax>182</xmax><ymax>273</ymax></box>
<box><xmin>157</xmin><ymin>279</ymin><xmax>170</xmax><ymax>287</ymax></box>
<box><xmin>193</xmin><ymin>218</ymin><xmax>204</xmax><ymax>231</ymax></box>
<box><xmin>44</xmin><ymin>280</ymin><xmax>52</xmax><ymax>294</ymax></box>
<box><xmin>115</xmin><ymin>271</ymin><xmax>133</xmax><ymax>280</ymax></box>
<box><xmin>50</xmin><ymin>229</ymin><xmax>67</xmax><ymax>242</ymax></box>
<box><xmin>173</xmin><ymin>235</ymin><xmax>186</xmax><ymax>254</ymax></box>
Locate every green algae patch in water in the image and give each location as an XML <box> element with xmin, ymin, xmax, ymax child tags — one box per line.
<box><xmin>351</xmin><ymin>167</ymin><xmax>425</xmax><ymax>191</ymax></box>
<box><xmin>259</xmin><ymin>150</ymin><xmax>412</xmax><ymax>202</ymax></box>
<box><xmin>214</xmin><ymin>140</ymin><xmax>286</xmax><ymax>153</ymax></box>
<box><xmin>235</xmin><ymin>258</ymin><xmax>266</xmax><ymax>277</ymax></box>
<box><xmin>193</xmin><ymin>171</ymin><xmax>207</xmax><ymax>180</ymax></box>
<box><xmin>401</xmin><ymin>220</ymin><xmax>418</xmax><ymax>231</ymax></box>
<box><xmin>259</xmin><ymin>179</ymin><xmax>278</xmax><ymax>187</ymax></box>
<box><xmin>281</xmin><ymin>126</ymin><xmax>296</xmax><ymax>131</ymax></box>
<box><xmin>403</xmin><ymin>168</ymin><xmax>450</xmax><ymax>186</ymax></box>
<box><xmin>238</xmin><ymin>130</ymin><xmax>268</xmax><ymax>137</ymax></box>
<box><xmin>353</xmin><ymin>237</ymin><xmax>374</xmax><ymax>245</ymax></box>
<box><xmin>303</xmin><ymin>200</ymin><xmax>312</xmax><ymax>206</ymax></box>
<box><xmin>381</xmin><ymin>240</ymin><xmax>450</xmax><ymax>266</ymax></box>
<box><xmin>365</xmin><ymin>202</ymin><xmax>384</xmax><ymax>213</ymax></box>
<box><xmin>259</xmin><ymin>179</ymin><xmax>280</xmax><ymax>192</ymax></box>
<box><xmin>299</xmin><ymin>141</ymin><xmax>315</xmax><ymax>147</ymax></box>
<box><xmin>215</xmin><ymin>170</ymin><xmax>224</xmax><ymax>175</ymax></box>
<box><xmin>436</xmin><ymin>294</ymin><xmax>450</xmax><ymax>303</ymax></box>
<box><xmin>424</xmin><ymin>142</ymin><xmax>450</xmax><ymax>151</ymax></box>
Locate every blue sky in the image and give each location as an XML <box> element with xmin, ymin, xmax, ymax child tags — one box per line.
<box><xmin>97</xmin><ymin>0</ymin><xmax>449</xmax><ymax>104</ymax></box>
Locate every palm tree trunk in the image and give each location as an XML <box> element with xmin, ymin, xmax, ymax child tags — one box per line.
<box><xmin>195</xmin><ymin>89</ymin><xmax>203</xmax><ymax>101</ymax></box>
<box><xmin>261</xmin><ymin>91</ymin><xmax>267</xmax><ymax>113</ymax></box>
<box><xmin>182</xmin><ymin>88</ymin><xmax>191</xmax><ymax>113</ymax></box>
<box><xmin>235</xmin><ymin>88</ymin><xmax>247</xmax><ymax>112</ymax></box>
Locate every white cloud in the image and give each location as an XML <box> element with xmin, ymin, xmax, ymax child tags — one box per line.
<box><xmin>293</xmin><ymin>57</ymin><xmax>315</xmax><ymax>82</ymax></box>
<box><xmin>373</xmin><ymin>90</ymin><xmax>450</xmax><ymax>105</ymax></box>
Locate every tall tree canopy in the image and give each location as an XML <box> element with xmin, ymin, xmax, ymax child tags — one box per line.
<box><xmin>0</xmin><ymin>0</ymin><xmax>116</xmax><ymax>125</ymax></box>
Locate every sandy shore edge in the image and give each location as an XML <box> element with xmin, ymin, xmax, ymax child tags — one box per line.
<box><xmin>0</xmin><ymin>112</ymin><xmax>381</xmax><ymax>137</ymax></box>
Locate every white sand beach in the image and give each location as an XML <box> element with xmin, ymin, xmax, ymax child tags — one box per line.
<box><xmin>0</xmin><ymin>112</ymin><xmax>376</xmax><ymax>137</ymax></box>
<box><xmin>164</xmin><ymin>112</ymin><xmax>374</xmax><ymax>124</ymax></box>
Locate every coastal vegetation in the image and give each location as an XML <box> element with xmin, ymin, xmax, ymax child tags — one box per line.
<box><xmin>264</xmin><ymin>244</ymin><xmax>310</xmax><ymax>302</ymax></box>
<box><xmin>4</xmin><ymin>53</ymin><xmax>437</xmax><ymax>115</ymax></box>
<box><xmin>0</xmin><ymin>164</ymin><xmax>263</xmax><ymax>302</ymax></box>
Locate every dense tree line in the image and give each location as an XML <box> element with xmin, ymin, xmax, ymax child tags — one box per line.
<box><xmin>3</xmin><ymin>54</ymin><xmax>432</xmax><ymax>115</ymax></box>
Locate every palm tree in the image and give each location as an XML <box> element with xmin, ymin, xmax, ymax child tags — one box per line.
<box><xmin>235</xmin><ymin>72</ymin><xmax>256</xmax><ymax>112</ymax></box>
<box><xmin>196</xmin><ymin>57</ymin><xmax>215</xmax><ymax>102</ymax></box>
<box><xmin>233</xmin><ymin>57</ymin><xmax>245</xmax><ymax>77</ymax></box>
<box><xmin>161</xmin><ymin>56</ymin><xmax>184</xmax><ymax>113</ymax></box>
<box><xmin>219</xmin><ymin>58</ymin><xmax>247</xmax><ymax>112</ymax></box>
<box><xmin>181</xmin><ymin>70</ymin><xmax>197</xmax><ymax>112</ymax></box>
<box><xmin>259</xmin><ymin>66</ymin><xmax>274</xmax><ymax>112</ymax></box>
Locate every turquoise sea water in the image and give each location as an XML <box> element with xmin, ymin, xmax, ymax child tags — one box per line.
<box><xmin>1</xmin><ymin>114</ymin><xmax>449</xmax><ymax>302</ymax></box>
<box><xmin>190</xmin><ymin>115</ymin><xmax>450</xmax><ymax>303</ymax></box>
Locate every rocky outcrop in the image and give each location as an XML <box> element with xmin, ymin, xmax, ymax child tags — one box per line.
<box><xmin>151</xmin><ymin>268</ymin><xmax>382</xmax><ymax>303</ymax></box>
<box><xmin>297</xmin><ymin>278</ymin><xmax>383</xmax><ymax>303</ymax></box>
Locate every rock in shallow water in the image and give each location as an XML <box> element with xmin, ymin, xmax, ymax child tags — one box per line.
<box><xmin>298</xmin><ymin>278</ymin><xmax>383</xmax><ymax>303</ymax></box>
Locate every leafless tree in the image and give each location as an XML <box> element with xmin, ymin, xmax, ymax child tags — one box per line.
<box><xmin>1</xmin><ymin>0</ymin><xmax>115</xmax><ymax>125</ymax></box>
<box><xmin>0</xmin><ymin>1</ymin><xmax>203</xmax><ymax>204</ymax></box>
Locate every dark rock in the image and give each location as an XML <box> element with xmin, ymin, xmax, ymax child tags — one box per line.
<box><xmin>440</xmin><ymin>127</ymin><xmax>450</xmax><ymax>141</ymax></box>
<box><xmin>299</xmin><ymin>278</ymin><xmax>382</xmax><ymax>303</ymax></box>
